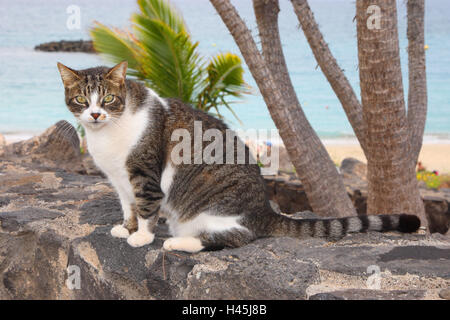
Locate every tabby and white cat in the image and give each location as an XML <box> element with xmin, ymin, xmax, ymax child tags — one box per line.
<box><xmin>57</xmin><ymin>61</ymin><xmax>420</xmax><ymax>253</ymax></box>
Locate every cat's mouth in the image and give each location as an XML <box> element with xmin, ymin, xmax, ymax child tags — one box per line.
<box><xmin>84</xmin><ymin>120</ymin><xmax>108</xmax><ymax>129</ymax></box>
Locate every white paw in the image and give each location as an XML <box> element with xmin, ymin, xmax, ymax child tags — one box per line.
<box><xmin>127</xmin><ymin>232</ymin><xmax>155</xmax><ymax>247</ymax></box>
<box><xmin>163</xmin><ymin>237</ymin><xmax>204</xmax><ymax>253</ymax></box>
<box><xmin>111</xmin><ymin>225</ymin><xmax>130</xmax><ymax>238</ymax></box>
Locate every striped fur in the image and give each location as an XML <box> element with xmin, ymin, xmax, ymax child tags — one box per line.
<box><xmin>264</xmin><ymin>213</ymin><xmax>421</xmax><ymax>240</ymax></box>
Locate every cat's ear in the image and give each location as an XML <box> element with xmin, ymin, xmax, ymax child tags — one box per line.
<box><xmin>57</xmin><ymin>62</ymin><xmax>81</xmax><ymax>87</ymax></box>
<box><xmin>105</xmin><ymin>61</ymin><xmax>128</xmax><ymax>84</ymax></box>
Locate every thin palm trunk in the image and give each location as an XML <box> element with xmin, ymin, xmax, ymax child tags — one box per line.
<box><xmin>356</xmin><ymin>0</ymin><xmax>427</xmax><ymax>227</ymax></box>
<box><xmin>290</xmin><ymin>0</ymin><xmax>368</xmax><ymax>153</ymax></box>
<box><xmin>210</xmin><ymin>0</ymin><xmax>356</xmax><ymax>217</ymax></box>
<box><xmin>407</xmin><ymin>0</ymin><xmax>427</xmax><ymax>164</ymax></box>
<box><xmin>253</xmin><ymin>0</ymin><xmax>299</xmax><ymax>114</ymax></box>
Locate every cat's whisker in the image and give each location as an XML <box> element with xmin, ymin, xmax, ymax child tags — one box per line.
<box><xmin>109</xmin><ymin>117</ymin><xmax>126</xmax><ymax>131</ymax></box>
<box><xmin>55</xmin><ymin>123</ymin><xmax>79</xmax><ymax>149</ymax></box>
<box><xmin>52</xmin><ymin>122</ymin><xmax>77</xmax><ymax>147</ymax></box>
<box><xmin>108</xmin><ymin>119</ymin><xmax>121</xmax><ymax>131</ymax></box>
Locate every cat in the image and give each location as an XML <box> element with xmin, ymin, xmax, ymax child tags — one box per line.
<box><xmin>57</xmin><ymin>61</ymin><xmax>421</xmax><ymax>253</ymax></box>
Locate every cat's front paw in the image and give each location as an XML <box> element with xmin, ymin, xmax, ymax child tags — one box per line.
<box><xmin>127</xmin><ymin>232</ymin><xmax>155</xmax><ymax>247</ymax></box>
<box><xmin>111</xmin><ymin>225</ymin><xmax>130</xmax><ymax>238</ymax></box>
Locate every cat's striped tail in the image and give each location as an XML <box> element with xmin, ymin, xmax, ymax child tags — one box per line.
<box><xmin>265</xmin><ymin>213</ymin><xmax>421</xmax><ymax>239</ymax></box>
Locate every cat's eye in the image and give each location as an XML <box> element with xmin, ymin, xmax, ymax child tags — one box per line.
<box><xmin>75</xmin><ymin>96</ymin><xmax>87</xmax><ymax>104</ymax></box>
<box><xmin>103</xmin><ymin>94</ymin><xmax>115</xmax><ymax>104</ymax></box>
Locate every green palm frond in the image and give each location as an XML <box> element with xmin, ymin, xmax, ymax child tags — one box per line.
<box><xmin>132</xmin><ymin>14</ymin><xmax>203</xmax><ymax>102</ymax></box>
<box><xmin>197</xmin><ymin>53</ymin><xmax>248</xmax><ymax>122</ymax></box>
<box><xmin>90</xmin><ymin>22</ymin><xmax>142</xmax><ymax>72</ymax></box>
<box><xmin>137</xmin><ymin>0</ymin><xmax>185</xmax><ymax>33</ymax></box>
<box><xmin>90</xmin><ymin>0</ymin><xmax>250</xmax><ymax>123</ymax></box>
<box><xmin>207</xmin><ymin>53</ymin><xmax>248</xmax><ymax>98</ymax></box>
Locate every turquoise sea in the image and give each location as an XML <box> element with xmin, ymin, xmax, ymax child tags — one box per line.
<box><xmin>0</xmin><ymin>0</ymin><xmax>449</xmax><ymax>142</ymax></box>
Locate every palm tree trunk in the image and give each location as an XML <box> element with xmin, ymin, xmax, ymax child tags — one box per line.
<box><xmin>356</xmin><ymin>0</ymin><xmax>427</xmax><ymax>227</ymax></box>
<box><xmin>290</xmin><ymin>0</ymin><xmax>368</xmax><ymax>153</ymax></box>
<box><xmin>210</xmin><ymin>0</ymin><xmax>356</xmax><ymax>217</ymax></box>
<box><xmin>407</xmin><ymin>0</ymin><xmax>427</xmax><ymax>164</ymax></box>
<box><xmin>253</xmin><ymin>0</ymin><xmax>299</xmax><ymax>115</ymax></box>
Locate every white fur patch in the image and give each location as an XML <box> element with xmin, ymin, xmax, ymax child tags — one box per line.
<box><xmin>330</xmin><ymin>219</ymin><xmax>343</xmax><ymax>237</ymax></box>
<box><xmin>347</xmin><ymin>217</ymin><xmax>363</xmax><ymax>233</ymax></box>
<box><xmin>147</xmin><ymin>88</ymin><xmax>168</xmax><ymax>110</ymax></box>
<box><xmin>127</xmin><ymin>232</ymin><xmax>155</xmax><ymax>247</ymax></box>
<box><xmin>127</xmin><ymin>217</ymin><xmax>155</xmax><ymax>247</ymax></box>
<box><xmin>163</xmin><ymin>237</ymin><xmax>204</xmax><ymax>253</ymax></box>
<box><xmin>368</xmin><ymin>215</ymin><xmax>382</xmax><ymax>231</ymax></box>
<box><xmin>111</xmin><ymin>225</ymin><xmax>130</xmax><ymax>238</ymax></box>
<box><xmin>167</xmin><ymin>212</ymin><xmax>247</xmax><ymax>237</ymax></box>
<box><xmin>160</xmin><ymin>162</ymin><xmax>175</xmax><ymax>195</ymax></box>
<box><xmin>89</xmin><ymin>92</ymin><xmax>100</xmax><ymax>110</ymax></box>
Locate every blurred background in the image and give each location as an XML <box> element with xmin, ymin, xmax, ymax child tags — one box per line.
<box><xmin>0</xmin><ymin>0</ymin><xmax>449</xmax><ymax>144</ymax></box>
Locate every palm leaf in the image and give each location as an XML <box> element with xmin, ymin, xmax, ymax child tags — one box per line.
<box><xmin>220</xmin><ymin>97</ymin><xmax>244</xmax><ymax>126</ymax></box>
<box><xmin>132</xmin><ymin>14</ymin><xmax>203</xmax><ymax>102</ymax></box>
<box><xmin>207</xmin><ymin>53</ymin><xmax>247</xmax><ymax>97</ymax></box>
<box><xmin>137</xmin><ymin>0</ymin><xmax>185</xmax><ymax>33</ymax></box>
<box><xmin>197</xmin><ymin>53</ymin><xmax>248</xmax><ymax>122</ymax></box>
<box><xmin>90</xmin><ymin>22</ymin><xmax>142</xmax><ymax>72</ymax></box>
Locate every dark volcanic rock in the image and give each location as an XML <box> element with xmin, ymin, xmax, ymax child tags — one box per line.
<box><xmin>378</xmin><ymin>246</ymin><xmax>450</xmax><ymax>263</ymax></box>
<box><xmin>183</xmin><ymin>241</ymin><xmax>320</xmax><ymax>300</ymax></box>
<box><xmin>310</xmin><ymin>289</ymin><xmax>425</xmax><ymax>300</ymax></box>
<box><xmin>0</xmin><ymin>207</ymin><xmax>63</xmax><ymax>232</ymax></box>
<box><xmin>79</xmin><ymin>194</ymin><xmax>122</xmax><ymax>225</ymax></box>
<box><xmin>35</xmin><ymin>40</ymin><xmax>95</xmax><ymax>53</ymax></box>
<box><xmin>0</xmin><ymin>197</ymin><xmax>11</xmax><ymax>208</ymax></box>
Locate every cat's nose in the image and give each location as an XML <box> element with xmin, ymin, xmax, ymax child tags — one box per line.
<box><xmin>91</xmin><ymin>113</ymin><xmax>101</xmax><ymax>120</ymax></box>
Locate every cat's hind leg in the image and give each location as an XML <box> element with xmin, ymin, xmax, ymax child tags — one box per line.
<box><xmin>127</xmin><ymin>214</ymin><xmax>158</xmax><ymax>247</ymax></box>
<box><xmin>163</xmin><ymin>237</ymin><xmax>204</xmax><ymax>253</ymax></box>
<box><xmin>163</xmin><ymin>229</ymin><xmax>255</xmax><ymax>253</ymax></box>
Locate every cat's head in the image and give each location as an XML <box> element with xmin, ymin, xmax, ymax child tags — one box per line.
<box><xmin>57</xmin><ymin>61</ymin><xmax>128</xmax><ymax>130</ymax></box>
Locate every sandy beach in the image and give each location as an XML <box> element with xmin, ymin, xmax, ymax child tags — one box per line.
<box><xmin>326</xmin><ymin>143</ymin><xmax>450</xmax><ymax>174</ymax></box>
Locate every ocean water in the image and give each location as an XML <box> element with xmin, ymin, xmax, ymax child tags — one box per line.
<box><xmin>0</xmin><ymin>0</ymin><xmax>449</xmax><ymax>141</ymax></box>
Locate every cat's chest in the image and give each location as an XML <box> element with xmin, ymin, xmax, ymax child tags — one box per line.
<box><xmin>86</xmin><ymin>109</ymin><xmax>149</xmax><ymax>179</ymax></box>
<box><xmin>88</xmin><ymin>135</ymin><xmax>131</xmax><ymax>175</ymax></box>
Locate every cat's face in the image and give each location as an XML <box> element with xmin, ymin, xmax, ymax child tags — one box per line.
<box><xmin>57</xmin><ymin>61</ymin><xmax>128</xmax><ymax>130</ymax></box>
